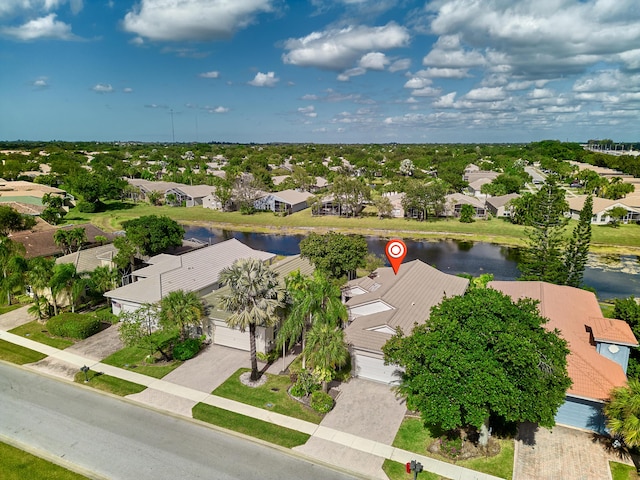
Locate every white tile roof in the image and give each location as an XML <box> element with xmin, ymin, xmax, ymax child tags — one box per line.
<box><xmin>105</xmin><ymin>239</ymin><xmax>275</xmax><ymax>305</ymax></box>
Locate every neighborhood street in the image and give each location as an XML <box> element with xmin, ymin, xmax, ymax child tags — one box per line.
<box><xmin>0</xmin><ymin>362</ymin><xmax>359</xmax><ymax>480</ymax></box>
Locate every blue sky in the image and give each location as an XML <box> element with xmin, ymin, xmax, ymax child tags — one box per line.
<box><xmin>1</xmin><ymin>0</ymin><xmax>640</xmax><ymax>144</ymax></box>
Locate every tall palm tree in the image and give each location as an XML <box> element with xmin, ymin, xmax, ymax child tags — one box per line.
<box><xmin>278</xmin><ymin>270</ymin><xmax>347</xmax><ymax>368</ymax></box>
<box><xmin>605</xmin><ymin>379</ymin><xmax>640</xmax><ymax>448</ymax></box>
<box><xmin>303</xmin><ymin>323</ymin><xmax>350</xmax><ymax>392</ymax></box>
<box><xmin>0</xmin><ymin>236</ymin><xmax>27</xmax><ymax>305</ymax></box>
<box><xmin>159</xmin><ymin>290</ymin><xmax>204</xmax><ymax>342</ymax></box>
<box><xmin>49</xmin><ymin>263</ymin><xmax>83</xmax><ymax>315</ymax></box>
<box><xmin>218</xmin><ymin>258</ymin><xmax>286</xmax><ymax>381</ymax></box>
<box><xmin>27</xmin><ymin>257</ymin><xmax>55</xmax><ymax>321</ymax></box>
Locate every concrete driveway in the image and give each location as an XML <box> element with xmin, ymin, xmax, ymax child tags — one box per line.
<box><xmin>295</xmin><ymin>378</ymin><xmax>407</xmax><ymax>480</ymax></box>
<box><xmin>127</xmin><ymin>344</ymin><xmax>250</xmax><ymax>416</ymax></box>
<box><xmin>514</xmin><ymin>423</ymin><xmax>633</xmax><ymax>480</ymax></box>
<box><xmin>0</xmin><ymin>305</ymin><xmax>33</xmax><ymax>330</ymax></box>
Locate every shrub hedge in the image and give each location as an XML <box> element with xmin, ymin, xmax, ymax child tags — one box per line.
<box><xmin>47</xmin><ymin>313</ymin><xmax>101</xmax><ymax>339</ymax></box>
<box><xmin>310</xmin><ymin>391</ymin><xmax>334</xmax><ymax>413</ymax></box>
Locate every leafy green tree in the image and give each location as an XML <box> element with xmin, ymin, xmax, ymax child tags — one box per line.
<box><xmin>459</xmin><ymin>204</ymin><xmax>475</xmax><ymax>223</ymax></box>
<box><xmin>299</xmin><ymin>232</ymin><xmax>368</xmax><ymax>279</ymax></box>
<box><xmin>383</xmin><ymin>288</ymin><xmax>571</xmax><ymax>433</ymax></box>
<box><xmin>604</xmin><ymin>379</ymin><xmax>640</xmax><ymax>448</ymax></box>
<box><xmin>563</xmin><ymin>195</ymin><xmax>593</xmax><ymax>288</ymax></box>
<box><xmin>303</xmin><ymin>323</ymin><xmax>349</xmax><ymax>392</ymax></box>
<box><xmin>331</xmin><ymin>175</ymin><xmax>371</xmax><ymax>217</ymax></box>
<box><xmin>518</xmin><ymin>178</ymin><xmax>569</xmax><ymax>283</ymax></box>
<box><xmin>614</xmin><ymin>298</ymin><xmax>640</xmax><ymax>378</ymax></box>
<box><xmin>40</xmin><ymin>193</ymin><xmax>66</xmax><ymax>225</ymax></box>
<box><xmin>159</xmin><ymin>290</ymin><xmax>204</xmax><ymax>342</ymax></box>
<box><xmin>373</xmin><ymin>196</ymin><xmax>393</xmax><ymax>219</ymax></box>
<box><xmin>122</xmin><ymin>215</ymin><xmax>184</xmax><ymax>257</ymax></box>
<box><xmin>118</xmin><ymin>303</ymin><xmax>174</xmax><ymax>362</ymax></box>
<box><xmin>608</xmin><ymin>206</ymin><xmax>630</xmax><ymax>227</ymax></box>
<box><xmin>0</xmin><ymin>205</ymin><xmax>34</xmax><ymax>235</ymax></box>
<box><xmin>218</xmin><ymin>258</ymin><xmax>286</xmax><ymax>381</ymax></box>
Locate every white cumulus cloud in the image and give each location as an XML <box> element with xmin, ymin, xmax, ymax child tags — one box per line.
<box><xmin>123</xmin><ymin>0</ymin><xmax>275</xmax><ymax>42</ymax></box>
<box><xmin>92</xmin><ymin>83</ymin><xmax>114</xmax><ymax>93</ymax></box>
<box><xmin>2</xmin><ymin>13</ymin><xmax>75</xmax><ymax>40</ymax></box>
<box><xmin>282</xmin><ymin>22</ymin><xmax>410</xmax><ymax>70</ymax></box>
<box><xmin>248</xmin><ymin>71</ymin><xmax>279</xmax><ymax>87</ymax></box>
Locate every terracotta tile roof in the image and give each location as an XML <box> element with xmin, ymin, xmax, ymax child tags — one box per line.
<box><xmin>488</xmin><ymin>281</ymin><xmax>635</xmax><ymax>401</ymax></box>
<box><xmin>344</xmin><ymin>260</ymin><xmax>469</xmax><ymax>353</ymax></box>
<box><xmin>589</xmin><ymin>317</ymin><xmax>638</xmax><ymax>346</ymax></box>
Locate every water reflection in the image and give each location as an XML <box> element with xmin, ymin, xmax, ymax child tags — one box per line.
<box><xmin>183</xmin><ymin>225</ymin><xmax>638</xmax><ymax>300</ymax></box>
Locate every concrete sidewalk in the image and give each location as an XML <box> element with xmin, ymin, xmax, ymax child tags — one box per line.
<box><xmin>0</xmin><ymin>327</ymin><xmax>502</xmax><ymax>480</ymax></box>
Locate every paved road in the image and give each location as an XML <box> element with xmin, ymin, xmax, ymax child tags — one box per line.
<box><xmin>0</xmin><ymin>363</ymin><xmax>359</xmax><ymax>480</ymax></box>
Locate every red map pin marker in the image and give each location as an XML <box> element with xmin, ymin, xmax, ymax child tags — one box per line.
<box><xmin>385</xmin><ymin>239</ymin><xmax>407</xmax><ymax>275</ymax></box>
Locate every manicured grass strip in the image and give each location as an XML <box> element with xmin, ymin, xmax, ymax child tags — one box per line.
<box><xmin>101</xmin><ymin>345</ymin><xmax>182</xmax><ymax>379</ymax></box>
<box><xmin>392</xmin><ymin>418</ymin><xmax>514</xmax><ymax>480</ymax></box>
<box><xmin>9</xmin><ymin>321</ymin><xmax>74</xmax><ymax>349</ymax></box>
<box><xmin>73</xmin><ymin>370</ymin><xmax>146</xmax><ymax>396</ymax></box>
<box><xmin>192</xmin><ymin>403</ymin><xmax>310</xmax><ymax>448</ymax></box>
<box><xmin>611</xmin><ymin>461</ymin><xmax>640</xmax><ymax>480</ymax></box>
<box><xmin>213</xmin><ymin>368</ymin><xmax>323</xmax><ymax>424</ymax></box>
<box><xmin>382</xmin><ymin>460</ymin><xmax>444</xmax><ymax>480</ymax></box>
<box><xmin>0</xmin><ymin>304</ymin><xmax>24</xmax><ymax>315</ymax></box>
<box><xmin>66</xmin><ymin>200</ymin><xmax>640</xmax><ymax>254</ymax></box>
<box><xmin>0</xmin><ymin>441</ymin><xmax>88</xmax><ymax>480</ymax></box>
<box><xmin>0</xmin><ymin>339</ymin><xmax>47</xmax><ymax>364</ymax></box>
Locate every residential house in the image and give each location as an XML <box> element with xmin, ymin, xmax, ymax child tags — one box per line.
<box><xmin>254</xmin><ymin>189</ymin><xmax>314</xmax><ymax>215</ymax></box>
<box><xmin>9</xmin><ymin>224</ymin><xmax>114</xmax><ymax>258</ymax></box>
<box><xmin>485</xmin><ymin>193</ymin><xmax>520</xmax><ymax>219</ymax></box>
<box><xmin>567</xmin><ymin>195</ymin><xmax>640</xmax><ymax>225</ymax></box>
<box><xmin>342</xmin><ymin>260</ymin><xmax>469</xmax><ymax>384</ymax></box>
<box><xmin>202</xmin><ymin>255</ymin><xmax>314</xmax><ymax>353</ymax></box>
<box><xmin>56</xmin><ymin>243</ymin><xmax>118</xmax><ymax>274</ymax></box>
<box><xmin>104</xmin><ymin>239</ymin><xmax>275</xmax><ymax>317</ymax></box>
<box><xmin>443</xmin><ymin>193</ymin><xmax>486</xmax><ymax>218</ymax></box>
<box><xmin>164</xmin><ymin>184</ymin><xmax>213</xmax><ymax>207</ymax></box>
<box><xmin>489</xmin><ymin>281</ymin><xmax>638</xmax><ymax>432</ymax></box>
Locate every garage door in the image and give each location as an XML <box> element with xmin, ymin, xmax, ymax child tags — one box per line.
<box><xmin>354</xmin><ymin>353</ymin><xmax>403</xmax><ymax>385</ymax></box>
<box><xmin>213</xmin><ymin>321</ymin><xmax>250</xmax><ymax>351</ymax></box>
<box><xmin>555</xmin><ymin>396</ymin><xmax>606</xmax><ymax>433</ymax></box>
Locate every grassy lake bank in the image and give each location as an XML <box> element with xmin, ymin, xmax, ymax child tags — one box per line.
<box><xmin>65</xmin><ymin>201</ymin><xmax>640</xmax><ymax>256</ymax></box>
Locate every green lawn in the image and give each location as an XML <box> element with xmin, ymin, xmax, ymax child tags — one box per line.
<box><xmin>0</xmin><ymin>339</ymin><xmax>47</xmax><ymax>364</ymax></box>
<box><xmin>611</xmin><ymin>461</ymin><xmax>640</xmax><ymax>480</ymax></box>
<box><xmin>382</xmin><ymin>460</ymin><xmax>445</xmax><ymax>480</ymax></box>
<box><xmin>9</xmin><ymin>320</ymin><xmax>74</xmax><ymax>349</ymax></box>
<box><xmin>0</xmin><ymin>441</ymin><xmax>88</xmax><ymax>480</ymax></box>
<box><xmin>0</xmin><ymin>303</ymin><xmax>25</xmax><ymax>315</ymax></box>
<box><xmin>73</xmin><ymin>370</ymin><xmax>146</xmax><ymax>396</ymax></box>
<box><xmin>192</xmin><ymin>403</ymin><xmax>310</xmax><ymax>448</ymax></box>
<box><xmin>101</xmin><ymin>345</ymin><xmax>182</xmax><ymax>379</ymax></box>
<box><xmin>65</xmin><ymin>200</ymin><xmax>640</xmax><ymax>254</ymax></box>
<box><xmin>212</xmin><ymin>368</ymin><xmax>323</xmax><ymax>424</ymax></box>
<box><xmin>392</xmin><ymin>418</ymin><xmax>514</xmax><ymax>480</ymax></box>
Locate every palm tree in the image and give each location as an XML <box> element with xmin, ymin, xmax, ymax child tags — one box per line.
<box><xmin>0</xmin><ymin>236</ymin><xmax>27</xmax><ymax>305</ymax></box>
<box><xmin>159</xmin><ymin>290</ymin><xmax>204</xmax><ymax>342</ymax></box>
<box><xmin>49</xmin><ymin>263</ymin><xmax>83</xmax><ymax>315</ymax></box>
<box><xmin>27</xmin><ymin>257</ymin><xmax>55</xmax><ymax>321</ymax></box>
<box><xmin>303</xmin><ymin>323</ymin><xmax>350</xmax><ymax>392</ymax></box>
<box><xmin>278</xmin><ymin>270</ymin><xmax>347</xmax><ymax>368</ymax></box>
<box><xmin>218</xmin><ymin>258</ymin><xmax>286</xmax><ymax>381</ymax></box>
<box><xmin>605</xmin><ymin>379</ymin><xmax>640</xmax><ymax>448</ymax></box>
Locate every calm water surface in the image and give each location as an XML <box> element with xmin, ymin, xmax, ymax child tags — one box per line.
<box><xmin>183</xmin><ymin>226</ymin><xmax>639</xmax><ymax>300</ymax></box>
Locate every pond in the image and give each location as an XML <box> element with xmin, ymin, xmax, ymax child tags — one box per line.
<box><xmin>183</xmin><ymin>226</ymin><xmax>640</xmax><ymax>301</ymax></box>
